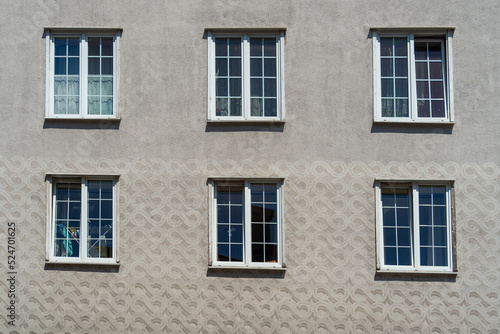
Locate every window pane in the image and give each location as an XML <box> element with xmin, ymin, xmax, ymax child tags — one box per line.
<box><xmin>88</xmin><ymin>97</ymin><xmax>100</xmax><ymax>115</ymax></box>
<box><xmin>384</xmin><ymin>227</ymin><xmax>396</xmax><ymax>246</ymax></box>
<box><xmin>216</xmin><ymin>78</ymin><xmax>228</xmax><ymax>97</ymax></box>
<box><xmin>55</xmin><ymin>57</ymin><xmax>66</xmax><ymax>75</ymax></box>
<box><xmin>231</xmin><ymin>206</ymin><xmax>243</xmax><ymax>224</ymax></box>
<box><xmin>433</xmin><ymin>206</ymin><xmax>447</xmax><ymax>226</ymax></box>
<box><xmin>88</xmin><ymin>38</ymin><xmax>100</xmax><ymax>56</ymax></box>
<box><xmin>252</xmin><ymin>223</ymin><xmax>264</xmax><ymax>242</ymax></box>
<box><xmin>250</xmin><ymin>38</ymin><xmax>262</xmax><ymax>56</ymax></box>
<box><xmin>381</xmin><ymin>79</ymin><xmax>394</xmax><ymax>97</ymax></box>
<box><xmin>398</xmin><ymin>248</ymin><xmax>411</xmax><ymax>265</ymax></box>
<box><xmin>231</xmin><ymin>244</ymin><xmax>243</xmax><ymax>261</ymax></box>
<box><xmin>251</xmin><ymin>98</ymin><xmax>263</xmax><ymax>117</ymax></box>
<box><xmin>215</xmin><ymin>38</ymin><xmax>227</xmax><ymax>56</ymax></box>
<box><xmin>231</xmin><ymin>225</ymin><xmax>243</xmax><ymax>243</ymax></box>
<box><xmin>218</xmin><ymin>224</ymin><xmax>230</xmax><ymax>243</ymax></box>
<box><xmin>67</xmin><ymin>97</ymin><xmax>79</xmax><ymax>114</ymax></box>
<box><xmin>88</xmin><ymin>77</ymin><xmax>100</xmax><ymax>96</ymax></box>
<box><xmin>68</xmin><ymin>77</ymin><xmax>79</xmax><ymax>96</ymax></box>
<box><xmin>419</xmin><ymin>206</ymin><xmax>432</xmax><ymax>225</ymax></box>
<box><xmin>394</xmin><ymin>58</ymin><xmax>408</xmax><ymax>77</ymax></box>
<box><xmin>264</xmin><ymin>184</ymin><xmax>277</xmax><ymax>202</ymax></box>
<box><xmin>420</xmin><ymin>246</ymin><xmax>432</xmax><ymax>266</ymax></box>
<box><xmin>396</xmin><ymin>208</ymin><xmax>410</xmax><ymax>226</ymax></box>
<box><xmin>229</xmin><ymin>78</ymin><xmax>241</xmax><ymax>97</ymax></box>
<box><xmin>397</xmin><ymin>228</ymin><xmax>410</xmax><ymax>246</ymax></box>
<box><xmin>427</xmin><ymin>42</ymin><xmax>442</xmax><ymax>60</ymax></box>
<box><xmin>264</xmin><ymin>79</ymin><xmax>276</xmax><ymax>97</ymax></box>
<box><xmin>383</xmin><ymin>208</ymin><xmax>395</xmax><ymax>226</ymax></box>
<box><xmin>381</xmin><ymin>99</ymin><xmax>394</xmax><ymax>117</ymax></box>
<box><xmin>54</xmin><ymin>97</ymin><xmax>66</xmax><ymax>114</ymax></box>
<box><xmin>380</xmin><ymin>38</ymin><xmax>393</xmax><ymax>56</ymax></box>
<box><xmin>394</xmin><ymin>38</ymin><xmax>407</xmax><ymax>56</ymax></box>
<box><xmin>434</xmin><ymin>247</ymin><xmax>448</xmax><ymax>266</ymax></box>
<box><xmin>68</xmin><ymin>202</ymin><xmax>81</xmax><ymax>219</ymax></box>
<box><xmin>414</xmin><ymin>43</ymin><xmax>427</xmax><ymax>60</ymax></box>
<box><xmin>67</xmin><ymin>58</ymin><xmax>79</xmax><ymax>75</ymax></box>
<box><xmin>101</xmin><ymin>58</ymin><xmax>113</xmax><ymax>75</ymax></box>
<box><xmin>415</xmin><ymin>62</ymin><xmax>428</xmax><ymax>79</ymax></box>
<box><xmin>429</xmin><ymin>62</ymin><xmax>443</xmax><ymax>79</ymax></box>
<box><xmin>264</xmin><ymin>204</ymin><xmax>277</xmax><ymax>222</ymax></box>
<box><xmin>252</xmin><ymin>204</ymin><xmax>264</xmax><ymax>223</ymax></box>
<box><xmin>251</xmin><ymin>184</ymin><xmax>264</xmax><ymax>202</ymax></box>
<box><xmin>252</xmin><ymin>244</ymin><xmax>264</xmax><ymax>262</ymax></box>
<box><xmin>101</xmin><ymin>77</ymin><xmax>113</xmax><ymax>96</ymax></box>
<box><xmin>88</xmin><ymin>200</ymin><xmax>99</xmax><ymax>218</ymax></box>
<box><xmin>228</xmin><ymin>38</ymin><xmax>241</xmax><ymax>56</ymax></box>
<box><xmin>229</xmin><ymin>98</ymin><xmax>241</xmax><ymax>116</ymax></box>
<box><xmin>101</xmin><ymin>38</ymin><xmax>113</xmax><ymax>56</ymax></box>
<box><xmin>416</xmin><ymin>81</ymin><xmax>429</xmax><ymax>99</ymax></box>
<box><xmin>263</xmin><ymin>38</ymin><xmax>276</xmax><ymax>57</ymax></box>
<box><xmin>395</xmin><ymin>79</ymin><xmax>408</xmax><ymax>97</ymax></box>
<box><xmin>417</xmin><ymin>100</ymin><xmax>430</xmax><ymax>117</ymax></box>
<box><xmin>251</xmin><ymin>78</ymin><xmax>263</xmax><ymax>97</ymax></box>
<box><xmin>229</xmin><ymin>58</ymin><xmax>241</xmax><ymax>76</ymax></box>
<box><xmin>101</xmin><ymin>200</ymin><xmax>113</xmax><ymax>219</ymax></box>
<box><xmin>434</xmin><ymin>227</ymin><xmax>447</xmax><ymax>246</ymax></box>
<box><xmin>431</xmin><ymin>100</ymin><xmax>445</xmax><ymax>117</ymax></box>
<box><xmin>264</xmin><ymin>58</ymin><xmax>276</xmax><ymax>77</ymax></box>
<box><xmin>54</xmin><ymin>77</ymin><xmax>67</xmax><ymax>95</ymax></box>
<box><xmin>217</xmin><ymin>244</ymin><xmax>229</xmax><ymax>261</ymax></box>
<box><xmin>419</xmin><ymin>186</ymin><xmax>432</xmax><ymax>204</ymax></box>
<box><xmin>395</xmin><ymin>189</ymin><xmax>409</xmax><ymax>207</ymax></box>
<box><xmin>419</xmin><ymin>226</ymin><xmax>432</xmax><ymax>246</ymax></box>
<box><xmin>55</xmin><ymin>38</ymin><xmax>67</xmax><ymax>56</ymax></box>
<box><xmin>433</xmin><ymin>186</ymin><xmax>446</xmax><ymax>205</ymax></box>
<box><xmin>384</xmin><ymin>247</ymin><xmax>397</xmax><ymax>265</ymax></box>
<box><xmin>88</xmin><ymin>58</ymin><xmax>100</xmax><ymax>75</ymax></box>
<box><xmin>265</xmin><ymin>245</ymin><xmax>277</xmax><ymax>262</ymax></box>
<box><xmin>265</xmin><ymin>224</ymin><xmax>277</xmax><ymax>243</ymax></box>
<box><xmin>264</xmin><ymin>99</ymin><xmax>277</xmax><ymax>117</ymax></box>
<box><xmin>216</xmin><ymin>98</ymin><xmax>228</xmax><ymax>116</ymax></box>
<box><xmin>395</xmin><ymin>99</ymin><xmax>408</xmax><ymax>117</ymax></box>
<box><xmin>216</xmin><ymin>58</ymin><xmax>228</xmax><ymax>76</ymax></box>
<box><xmin>217</xmin><ymin>206</ymin><xmax>229</xmax><ymax>223</ymax></box>
<box><xmin>381</xmin><ymin>58</ymin><xmax>393</xmax><ymax>77</ymax></box>
<box><xmin>89</xmin><ymin>220</ymin><xmax>101</xmax><ymax>238</ymax></box>
<box><xmin>250</xmin><ymin>58</ymin><xmax>262</xmax><ymax>76</ymax></box>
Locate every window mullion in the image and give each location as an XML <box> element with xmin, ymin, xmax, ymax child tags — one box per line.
<box><xmin>244</xmin><ymin>181</ymin><xmax>252</xmax><ymax>264</ymax></box>
<box><xmin>409</xmin><ymin>34</ymin><xmax>416</xmax><ymax>120</ymax></box>
<box><xmin>81</xmin><ymin>35</ymin><xmax>88</xmax><ymax>117</ymax></box>
<box><xmin>412</xmin><ymin>184</ymin><xmax>420</xmax><ymax>269</ymax></box>
<box><xmin>242</xmin><ymin>35</ymin><xmax>250</xmax><ymax>120</ymax></box>
<box><xmin>81</xmin><ymin>179</ymin><xmax>89</xmax><ymax>261</ymax></box>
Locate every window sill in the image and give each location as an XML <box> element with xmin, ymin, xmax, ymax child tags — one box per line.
<box><xmin>373</xmin><ymin>119</ymin><xmax>454</xmax><ymax>125</ymax></box>
<box><xmin>45</xmin><ymin>116</ymin><xmax>121</xmax><ymax>121</ymax></box>
<box><xmin>376</xmin><ymin>269</ymin><xmax>456</xmax><ymax>275</ymax></box>
<box><xmin>46</xmin><ymin>260</ymin><xmax>120</xmax><ymax>266</ymax></box>
<box><xmin>207</xmin><ymin>119</ymin><xmax>285</xmax><ymax>123</ymax></box>
<box><xmin>209</xmin><ymin>265</ymin><xmax>286</xmax><ymax>271</ymax></box>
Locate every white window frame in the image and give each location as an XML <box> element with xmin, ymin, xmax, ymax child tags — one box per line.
<box><xmin>373</xmin><ymin>29</ymin><xmax>454</xmax><ymax>123</ymax></box>
<box><xmin>45</xmin><ymin>174</ymin><xmax>119</xmax><ymax>264</ymax></box>
<box><xmin>375</xmin><ymin>180</ymin><xmax>455</xmax><ymax>273</ymax></box>
<box><xmin>208</xmin><ymin>178</ymin><xmax>285</xmax><ymax>269</ymax></box>
<box><xmin>45</xmin><ymin>29</ymin><xmax>120</xmax><ymax>119</ymax></box>
<box><xmin>207</xmin><ymin>31</ymin><xmax>285</xmax><ymax>122</ymax></box>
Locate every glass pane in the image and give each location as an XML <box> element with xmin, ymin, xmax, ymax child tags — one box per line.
<box><xmin>433</xmin><ymin>186</ymin><xmax>446</xmax><ymax>205</ymax></box>
<box><xmin>250</xmin><ymin>58</ymin><xmax>262</xmax><ymax>76</ymax></box>
<box><xmin>384</xmin><ymin>247</ymin><xmax>397</xmax><ymax>265</ymax></box>
<box><xmin>229</xmin><ymin>78</ymin><xmax>241</xmax><ymax>97</ymax></box>
<box><xmin>54</xmin><ymin>77</ymin><xmax>66</xmax><ymax>95</ymax></box>
<box><xmin>380</xmin><ymin>38</ymin><xmax>393</xmax><ymax>56</ymax></box>
<box><xmin>54</xmin><ymin>97</ymin><xmax>66</xmax><ymax>114</ymax></box>
<box><xmin>265</xmin><ymin>224</ymin><xmax>277</xmax><ymax>243</ymax></box>
<box><xmin>419</xmin><ymin>227</ymin><xmax>432</xmax><ymax>246</ymax></box>
<box><xmin>414</xmin><ymin>43</ymin><xmax>427</xmax><ymax>60</ymax></box>
<box><xmin>395</xmin><ymin>189</ymin><xmax>409</xmax><ymax>206</ymax></box>
<box><xmin>264</xmin><ymin>99</ymin><xmax>277</xmax><ymax>117</ymax></box>
<box><xmin>229</xmin><ymin>98</ymin><xmax>241</xmax><ymax>116</ymax></box>
<box><xmin>397</xmin><ymin>228</ymin><xmax>410</xmax><ymax>246</ymax></box>
<box><xmin>396</xmin><ymin>208</ymin><xmax>410</xmax><ymax>226</ymax></box>
<box><xmin>88</xmin><ymin>97</ymin><xmax>100</xmax><ymax>115</ymax></box>
<box><xmin>216</xmin><ymin>98</ymin><xmax>228</xmax><ymax>116</ymax></box>
<box><xmin>251</xmin><ymin>98</ymin><xmax>263</xmax><ymax>117</ymax></box>
<box><xmin>394</xmin><ymin>38</ymin><xmax>407</xmax><ymax>56</ymax></box>
<box><xmin>381</xmin><ymin>58</ymin><xmax>393</xmax><ymax>77</ymax></box>
<box><xmin>231</xmin><ymin>206</ymin><xmax>243</xmax><ymax>224</ymax></box>
<box><xmin>383</xmin><ymin>227</ymin><xmax>396</xmax><ymax>246</ymax></box>
<box><xmin>420</xmin><ymin>246</ymin><xmax>432</xmax><ymax>266</ymax></box>
<box><xmin>398</xmin><ymin>248</ymin><xmax>411</xmax><ymax>265</ymax></box>
<box><xmin>68</xmin><ymin>58</ymin><xmax>79</xmax><ymax>75</ymax></box>
<box><xmin>264</xmin><ymin>79</ymin><xmax>276</xmax><ymax>97</ymax></box>
<box><xmin>252</xmin><ymin>204</ymin><xmax>264</xmax><ymax>223</ymax></box>
<box><xmin>217</xmin><ymin>206</ymin><xmax>229</xmax><ymax>223</ymax></box>
<box><xmin>101</xmin><ymin>200</ymin><xmax>112</xmax><ymax>219</ymax></box>
<box><xmin>67</xmin><ymin>97</ymin><xmax>79</xmax><ymax>114</ymax></box>
<box><xmin>395</xmin><ymin>99</ymin><xmax>408</xmax><ymax>117</ymax></box>
<box><xmin>381</xmin><ymin>79</ymin><xmax>393</xmax><ymax>97</ymax></box>
<box><xmin>264</xmin><ymin>204</ymin><xmax>277</xmax><ymax>222</ymax></box>
<box><xmin>433</xmin><ymin>206</ymin><xmax>447</xmax><ymax>225</ymax></box>
<box><xmin>430</xmin><ymin>81</ymin><xmax>444</xmax><ymax>99</ymax></box>
<box><xmin>264</xmin><ymin>184</ymin><xmax>277</xmax><ymax>202</ymax></box>
<box><xmin>429</xmin><ymin>62</ymin><xmax>443</xmax><ymax>79</ymax></box>
<box><xmin>88</xmin><ymin>38</ymin><xmax>100</xmax><ymax>56</ymax></box>
<box><xmin>101</xmin><ymin>98</ymin><xmax>113</xmax><ymax>115</ymax></box>
<box><xmin>252</xmin><ymin>244</ymin><xmax>264</xmax><ymax>262</ymax></box>
<box><xmin>419</xmin><ymin>186</ymin><xmax>432</xmax><ymax>204</ymax></box>
<box><xmin>419</xmin><ymin>206</ymin><xmax>432</xmax><ymax>225</ymax></box>
<box><xmin>395</xmin><ymin>79</ymin><xmax>408</xmax><ymax>97</ymax></box>
<box><xmin>88</xmin><ymin>77</ymin><xmax>100</xmax><ymax>95</ymax></box>
<box><xmin>251</xmin><ymin>78</ymin><xmax>263</xmax><ymax>97</ymax></box>
<box><xmin>428</xmin><ymin>42</ymin><xmax>442</xmax><ymax>60</ymax></box>
<box><xmin>229</xmin><ymin>58</ymin><xmax>241</xmax><ymax>76</ymax></box>
<box><xmin>102</xmin><ymin>77</ymin><xmax>113</xmax><ymax>96</ymax></box>
<box><xmin>215</xmin><ymin>38</ymin><xmax>227</xmax><ymax>56</ymax></box>
<box><xmin>217</xmin><ymin>244</ymin><xmax>229</xmax><ymax>261</ymax></box>
<box><xmin>88</xmin><ymin>200</ymin><xmax>100</xmax><ymax>218</ymax></box>
<box><xmin>231</xmin><ymin>225</ymin><xmax>243</xmax><ymax>243</ymax></box>
<box><xmin>101</xmin><ymin>222</ymin><xmax>112</xmax><ymax>238</ymax></box>
<box><xmin>216</xmin><ymin>58</ymin><xmax>227</xmax><ymax>76</ymax></box>
<box><xmin>55</xmin><ymin>38</ymin><xmax>66</xmax><ymax>56</ymax></box>
<box><xmin>216</xmin><ymin>78</ymin><xmax>228</xmax><ymax>97</ymax></box>
<box><xmin>417</xmin><ymin>100</ymin><xmax>430</xmax><ymax>117</ymax></box>
<box><xmin>89</xmin><ymin>220</ymin><xmax>100</xmax><ymax>238</ymax></box>
<box><xmin>88</xmin><ymin>181</ymin><xmax>100</xmax><ymax>199</ymax></box>
<box><xmin>88</xmin><ymin>58</ymin><xmax>100</xmax><ymax>75</ymax></box>
<box><xmin>383</xmin><ymin>208</ymin><xmax>395</xmax><ymax>226</ymax></box>
<box><xmin>68</xmin><ymin>77</ymin><xmax>79</xmax><ymax>95</ymax></box>
<box><xmin>101</xmin><ymin>58</ymin><xmax>113</xmax><ymax>75</ymax></box>
<box><xmin>415</xmin><ymin>62</ymin><xmax>428</xmax><ymax>79</ymax></box>
<box><xmin>434</xmin><ymin>248</ymin><xmax>448</xmax><ymax>266</ymax></box>
<box><xmin>381</xmin><ymin>188</ymin><xmax>394</xmax><ymax>206</ymax></box>
<box><xmin>416</xmin><ymin>81</ymin><xmax>429</xmax><ymax>99</ymax></box>
<box><xmin>264</xmin><ymin>58</ymin><xmax>276</xmax><ymax>77</ymax></box>
<box><xmin>218</xmin><ymin>224</ymin><xmax>229</xmax><ymax>243</ymax></box>
<box><xmin>434</xmin><ymin>227</ymin><xmax>447</xmax><ymax>246</ymax></box>
<box><xmin>263</xmin><ymin>38</ymin><xmax>276</xmax><ymax>57</ymax></box>
<box><xmin>101</xmin><ymin>38</ymin><xmax>113</xmax><ymax>56</ymax></box>
<box><xmin>231</xmin><ymin>187</ymin><xmax>243</xmax><ymax>204</ymax></box>
<box><xmin>252</xmin><ymin>223</ymin><xmax>264</xmax><ymax>242</ymax></box>
<box><xmin>230</xmin><ymin>244</ymin><xmax>243</xmax><ymax>261</ymax></box>
<box><xmin>265</xmin><ymin>245</ymin><xmax>277</xmax><ymax>262</ymax></box>
<box><xmin>250</xmin><ymin>38</ymin><xmax>262</xmax><ymax>56</ymax></box>
<box><xmin>56</xmin><ymin>202</ymin><xmax>68</xmax><ymax>219</ymax></box>
<box><xmin>228</xmin><ymin>38</ymin><xmax>241</xmax><ymax>56</ymax></box>
<box><xmin>381</xmin><ymin>99</ymin><xmax>394</xmax><ymax>117</ymax></box>
<box><xmin>394</xmin><ymin>58</ymin><xmax>407</xmax><ymax>77</ymax></box>
<box><xmin>68</xmin><ymin>202</ymin><xmax>81</xmax><ymax>219</ymax></box>
<box><xmin>55</xmin><ymin>58</ymin><xmax>66</xmax><ymax>75</ymax></box>
<box><xmin>251</xmin><ymin>184</ymin><xmax>264</xmax><ymax>202</ymax></box>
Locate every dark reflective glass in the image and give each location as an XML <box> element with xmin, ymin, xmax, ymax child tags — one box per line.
<box><xmin>101</xmin><ymin>58</ymin><xmax>113</xmax><ymax>75</ymax></box>
<box><xmin>88</xmin><ymin>220</ymin><xmax>100</xmax><ymax>238</ymax></box>
<box><xmin>251</xmin><ymin>98</ymin><xmax>263</xmax><ymax>117</ymax></box>
<box><xmin>101</xmin><ymin>221</ymin><xmax>113</xmax><ymax>238</ymax></box>
<box><xmin>88</xmin><ymin>200</ymin><xmax>100</xmax><ymax>219</ymax></box>
<box><xmin>396</xmin><ymin>208</ymin><xmax>410</xmax><ymax>226</ymax></box>
<box><xmin>229</xmin><ymin>98</ymin><xmax>241</xmax><ymax>116</ymax></box>
<box><xmin>100</xmin><ymin>181</ymin><xmax>113</xmax><ymax>199</ymax></box>
<box><xmin>252</xmin><ymin>223</ymin><xmax>264</xmax><ymax>242</ymax></box>
<box><xmin>420</xmin><ymin>246</ymin><xmax>432</xmax><ymax>266</ymax></box>
<box><xmin>251</xmin><ymin>78</ymin><xmax>263</xmax><ymax>97</ymax></box>
<box><xmin>395</xmin><ymin>189</ymin><xmax>409</xmax><ymax>207</ymax></box>
<box><xmin>217</xmin><ymin>224</ymin><xmax>229</xmax><ymax>243</ymax></box>
<box><xmin>417</xmin><ymin>100</ymin><xmax>430</xmax><ymax>117</ymax></box>
<box><xmin>381</xmin><ymin>188</ymin><xmax>394</xmax><ymax>206</ymax></box>
<box><xmin>394</xmin><ymin>58</ymin><xmax>408</xmax><ymax>77</ymax></box>
<box><xmin>250</xmin><ymin>58</ymin><xmax>262</xmax><ymax>76</ymax></box>
<box><xmin>397</xmin><ymin>228</ymin><xmax>411</xmax><ymax>246</ymax></box>
<box><xmin>417</xmin><ymin>81</ymin><xmax>429</xmax><ymax>98</ymax></box>
<box><xmin>217</xmin><ymin>244</ymin><xmax>229</xmax><ymax>261</ymax></box>
<box><xmin>216</xmin><ymin>98</ymin><xmax>228</xmax><ymax>116</ymax></box>
<box><xmin>231</xmin><ymin>206</ymin><xmax>243</xmax><ymax>224</ymax></box>
<box><xmin>250</xmin><ymin>38</ymin><xmax>262</xmax><ymax>56</ymax></box>
<box><xmin>395</xmin><ymin>99</ymin><xmax>409</xmax><ymax>117</ymax></box>
<box><xmin>384</xmin><ymin>227</ymin><xmax>396</xmax><ymax>246</ymax></box>
<box><xmin>88</xmin><ymin>181</ymin><xmax>100</xmax><ymax>199</ymax></box>
<box><xmin>229</xmin><ymin>58</ymin><xmax>241</xmax><ymax>76</ymax></box>
<box><xmin>264</xmin><ymin>99</ymin><xmax>277</xmax><ymax>117</ymax></box>
<box><xmin>101</xmin><ymin>200</ymin><xmax>113</xmax><ymax>219</ymax></box>
<box><xmin>381</xmin><ymin>79</ymin><xmax>394</xmax><ymax>97</ymax></box>
<box><xmin>252</xmin><ymin>204</ymin><xmax>264</xmax><ymax>223</ymax></box>
<box><xmin>398</xmin><ymin>247</ymin><xmax>411</xmax><ymax>265</ymax></box>
<box><xmin>67</xmin><ymin>38</ymin><xmax>79</xmax><ymax>56</ymax></box>
<box><xmin>252</xmin><ymin>244</ymin><xmax>264</xmax><ymax>262</ymax></box>
<box><xmin>419</xmin><ymin>186</ymin><xmax>432</xmax><ymax>204</ymax></box>
<box><xmin>427</xmin><ymin>42</ymin><xmax>442</xmax><ymax>60</ymax></box>
<box><xmin>383</xmin><ymin>208</ymin><xmax>395</xmax><ymax>226</ymax></box>
<box><xmin>231</xmin><ymin>244</ymin><xmax>243</xmax><ymax>262</ymax></box>
<box><xmin>381</xmin><ymin>58</ymin><xmax>393</xmax><ymax>77</ymax></box>
<box><xmin>265</xmin><ymin>245</ymin><xmax>277</xmax><ymax>262</ymax></box>
<box><xmin>216</xmin><ymin>58</ymin><xmax>228</xmax><ymax>76</ymax></box>
<box><xmin>251</xmin><ymin>184</ymin><xmax>264</xmax><ymax>202</ymax></box>
<box><xmin>414</xmin><ymin>43</ymin><xmax>427</xmax><ymax>60</ymax></box>
<box><xmin>88</xmin><ymin>38</ymin><xmax>100</xmax><ymax>56</ymax></box>
<box><xmin>263</xmin><ymin>38</ymin><xmax>276</xmax><ymax>57</ymax></box>
<box><xmin>429</xmin><ymin>62</ymin><xmax>443</xmax><ymax>79</ymax></box>
<box><xmin>216</xmin><ymin>78</ymin><xmax>228</xmax><ymax>97</ymax></box>
<box><xmin>228</xmin><ymin>38</ymin><xmax>240</xmax><ymax>56</ymax></box>
<box><xmin>419</xmin><ymin>206</ymin><xmax>432</xmax><ymax>226</ymax></box>
<box><xmin>380</xmin><ymin>38</ymin><xmax>393</xmax><ymax>56</ymax></box>
<box><xmin>231</xmin><ymin>225</ymin><xmax>243</xmax><ymax>243</ymax></box>
<box><xmin>265</xmin><ymin>223</ymin><xmax>277</xmax><ymax>243</ymax></box>
<box><xmin>229</xmin><ymin>78</ymin><xmax>241</xmax><ymax>97</ymax></box>
<box><xmin>434</xmin><ymin>247</ymin><xmax>448</xmax><ymax>266</ymax></box>
<box><xmin>56</xmin><ymin>185</ymin><xmax>69</xmax><ymax>200</ymax></box>
<box><xmin>68</xmin><ymin>202</ymin><xmax>81</xmax><ymax>219</ymax></box>
<box><xmin>56</xmin><ymin>202</ymin><xmax>68</xmax><ymax>219</ymax></box>
<box><xmin>217</xmin><ymin>206</ymin><xmax>229</xmax><ymax>223</ymax></box>
<box><xmin>419</xmin><ymin>227</ymin><xmax>432</xmax><ymax>246</ymax></box>
<box><xmin>55</xmin><ymin>38</ymin><xmax>67</xmax><ymax>56</ymax></box>
<box><xmin>216</xmin><ymin>186</ymin><xmax>230</xmax><ymax>204</ymax></box>
<box><xmin>264</xmin><ymin>204</ymin><xmax>276</xmax><ymax>222</ymax></box>
<box><xmin>230</xmin><ymin>186</ymin><xmax>243</xmax><ymax>204</ymax></box>
<box><xmin>264</xmin><ymin>58</ymin><xmax>276</xmax><ymax>77</ymax></box>
<box><xmin>381</xmin><ymin>99</ymin><xmax>394</xmax><ymax>117</ymax></box>
<box><xmin>433</xmin><ymin>206</ymin><xmax>447</xmax><ymax>225</ymax></box>
<box><xmin>215</xmin><ymin>38</ymin><xmax>227</xmax><ymax>56</ymax></box>
<box><xmin>384</xmin><ymin>247</ymin><xmax>397</xmax><ymax>265</ymax></box>
<box><xmin>264</xmin><ymin>79</ymin><xmax>276</xmax><ymax>97</ymax></box>
<box><xmin>434</xmin><ymin>227</ymin><xmax>447</xmax><ymax>246</ymax></box>
<box><xmin>395</xmin><ymin>79</ymin><xmax>408</xmax><ymax>97</ymax></box>
<box><xmin>55</xmin><ymin>58</ymin><xmax>66</xmax><ymax>75</ymax></box>
<box><xmin>88</xmin><ymin>58</ymin><xmax>100</xmax><ymax>75</ymax></box>
<box><xmin>67</xmin><ymin>58</ymin><xmax>79</xmax><ymax>75</ymax></box>
<box><xmin>415</xmin><ymin>62</ymin><xmax>428</xmax><ymax>79</ymax></box>
<box><xmin>430</xmin><ymin>81</ymin><xmax>444</xmax><ymax>99</ymax></box>
<box><xmin>101</xmin><ymin>38</ymin><xmax>113</xmax><ymax>56</ymax></box>
<box><xmin>431</xmin><ymin>101</ymin><xmax>445</xmax><ymax>117</ymax></box>
<box><xmin>69</xmin><ymin>184</ymin><xmax>81</xmax><ymax>201</ymax></box>
<box><xmin>433</xmin><ymin>186</ymin><xmax>446</xmax><ymax>205</ymax></box>
<box><xmin>394</xmin><ymin>38</ymin><xmax>407</xmax><ymax>56</ymax></box>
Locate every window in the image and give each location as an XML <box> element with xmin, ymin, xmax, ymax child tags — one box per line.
<box><xmin>372</xmin><ymin>29</ymin><xmax>454</xmax><ymax>122</ymax></box>
<box><xmin>375</xmin><ymin>181</ymin><xmax>455</xmax><ymax>272</ymax></box>
<box><xmin>46</xmin><ymin>175</ymin><xmax>119</xmax><ymax>264</ymax></box>
<box><xmin>45</xmin><ymin>29</ymin><xmax>120</xmax><ymax>119</ymax></box>
<box><xmin>207</xmin><ymin>31</ymin><xmax>285</xmax><ymax>121</ymax></box>
<box><xmin>208</xmin><ymin>179</ymin><xmax>284</xmax><ymax>268</ymax></box>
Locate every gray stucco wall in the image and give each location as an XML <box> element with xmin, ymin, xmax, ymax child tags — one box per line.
<box><xmin>0</xmin><ymin>1</ymin><xmax>499</xmax><ymax>332</ymax></box>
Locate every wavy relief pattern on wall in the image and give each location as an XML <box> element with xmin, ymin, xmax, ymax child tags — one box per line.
<box><xmin>0</xmin><ymin>158</ymin><xmax>499</xmax><ymax>333</ymax></box>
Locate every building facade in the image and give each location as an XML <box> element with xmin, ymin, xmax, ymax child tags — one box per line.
<box><xmin>1</xmin><ymin>0</ymin><xmax>499</xmax><ymax>332</ymax></box>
